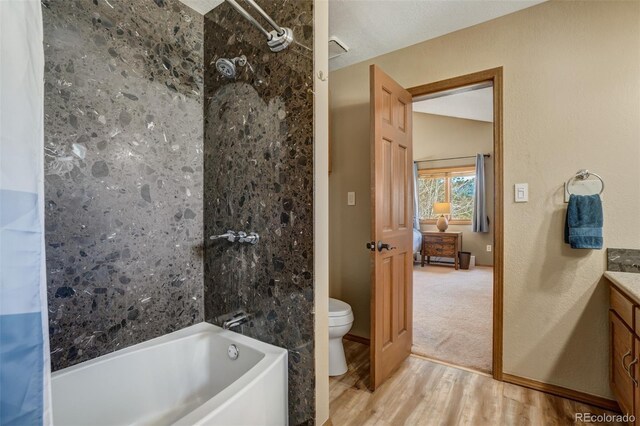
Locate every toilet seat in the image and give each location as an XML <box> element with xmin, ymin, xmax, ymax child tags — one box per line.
<box><xmin>329</xmin><ymin>298</ymin><xmax>354</xmax><ymax>327</ymax></box>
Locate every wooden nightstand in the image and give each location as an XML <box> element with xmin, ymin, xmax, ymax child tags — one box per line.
<box><xmin>421</xmin><ymin>231</ymin><xmax>463</xmax><ymax>269</ymax></box>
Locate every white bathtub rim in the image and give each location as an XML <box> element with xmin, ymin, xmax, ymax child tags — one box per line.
<box><xmin>51</xmin><ymin>322</ymin><xmax>288</xmax><ymax>425</ymax></box>
<box><xmin>51</xmin><ymin>322</ymin><xmax>286</xmax><ymax>379</ymax></box>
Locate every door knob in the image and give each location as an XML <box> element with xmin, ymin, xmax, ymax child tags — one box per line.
<box><xmin>377</xmin><ymin>241</ymin><xmax>396</xmax><ymax>252</ymax></box>
<box><xmin>366</xmin><ymin>241</ymin><xmax>376</xmax><ymax>252</ymax></box>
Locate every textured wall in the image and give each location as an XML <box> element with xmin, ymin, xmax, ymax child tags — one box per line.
<box><xmin>414</xmin><ymin>113</ymin><xmax>494</xmax><ymax>267</ymax></box>
<box><xmin>329</xmin><ymin>0</ymin><xmax>640</xmax><ymax>399</ymax></box>
<box><xmin>43</xmin><ymin>0</ymin><xmax>204</xmax><ymax>370</ymax></box>
<box><xmin>202</xmin><ymin>1</ymin><xmax>315</xmax><ymax>424</ymax></box>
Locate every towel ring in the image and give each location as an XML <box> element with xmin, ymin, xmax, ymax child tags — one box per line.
<box><xmin>566</xmin><ymin>169</ymin><xmax>605</xmax><ymax>195</ymax></box>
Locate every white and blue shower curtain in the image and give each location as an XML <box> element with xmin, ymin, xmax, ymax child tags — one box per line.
<box><xmin>0</xmin><ymin>1</ymin><xmax>52</xmax><ymax>424</ymax></box>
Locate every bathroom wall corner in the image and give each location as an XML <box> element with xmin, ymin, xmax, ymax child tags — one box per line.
<box><xmin>313</xmin><ymin>1</ymin><xmax>330</xmax><ymax>424</ymax></box>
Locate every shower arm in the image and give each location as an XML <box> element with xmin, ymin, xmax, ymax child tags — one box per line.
<box><xmin>242</xmin><ymin>0</ymin><xmax>285</xmax><ymax>36</ymax></box>
<box><xmin>225</xmin><ymin>0</ymin><xmax>272</xmax><ymax>40</ymax></box>
<box><xmin>224</xmin><ymin>0</ymin><xmax>294</xmax><ymax>52</ymax></box>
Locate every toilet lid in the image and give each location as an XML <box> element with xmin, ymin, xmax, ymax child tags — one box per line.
<box><xmin>329</xmin><ymin>298</ymin><xmax>352</xmax><ymax>317</ymax></box>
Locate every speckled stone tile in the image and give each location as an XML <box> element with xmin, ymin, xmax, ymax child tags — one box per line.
<box><xmin>608</xmin><ymin>248</ymin><xmax>640</xmax><ymax>273</ymax></box>
<box><xmin>43</xmin><ymin>0</ymin><xmax>205</xmax><ymax>370</ymax></box>
<box><xmin>202</xmin><ymin>1</ymin><xmax>315</xmax><ymax>424</ymax></box>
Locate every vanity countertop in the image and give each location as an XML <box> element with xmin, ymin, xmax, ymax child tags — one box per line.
<box><xmin>604</xmin><ymin>271</ymin><xmax>640</xmax><ymax>304</ymax></box>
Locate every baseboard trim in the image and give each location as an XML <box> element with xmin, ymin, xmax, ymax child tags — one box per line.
<box><xmin>502</xmin><ymin>373</ymin><xmax>619</xmax><ymax>412</ymax></box>
<box><xmin>344</xmin><ymin>333</ymin><xmax>370</xmax><ymax>346</ymax></box>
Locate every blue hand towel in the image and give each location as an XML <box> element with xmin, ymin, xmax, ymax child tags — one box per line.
<box><xmin>564</xmin><ymin>194</ymin><xmax>603</xmax><ymax>249</ymax></box>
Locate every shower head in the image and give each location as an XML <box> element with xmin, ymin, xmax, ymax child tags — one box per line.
<box><xmin>216</xmin><ymin>58</ymin><xmax>237</xmax><ymax>79</ymax></box>
<box><xmin>215</xmin><ymin>55</ymin><xmax>248</xmax><ymax>79</ymax></box>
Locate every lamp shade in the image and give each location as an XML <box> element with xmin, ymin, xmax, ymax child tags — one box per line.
<box><xmin>433</xmin><ymin>202</ymin><xmax>451</xmax><ymax>215</ymax></box>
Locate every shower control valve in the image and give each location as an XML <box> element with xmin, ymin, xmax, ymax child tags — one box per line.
<box><xmin>238</xmin><ymin>232</ymin><xmax>260</xmax><ymax>245</ymax></box>
<box><xmin>210</xmin><ymin>230</ymin><xmax>238</xmax><ymax>242</ymax></box>
<box><xmin>209</xmin><ymin>230</ymin><xmax>259</xmax><ymax>245</ymax></box>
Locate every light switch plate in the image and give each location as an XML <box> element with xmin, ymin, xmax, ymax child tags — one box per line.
<box><xmin>347</xmin><ymin>191</ymin><xmax>356</xmax><ymax>206</ymax></box>
<box><xmin>515</xmin><ymin>183</ymin><xmax>528</xmax><ymax>202</ymax></box>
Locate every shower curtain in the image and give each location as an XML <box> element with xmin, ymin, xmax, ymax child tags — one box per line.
<box><xmin>0</xmin><ymin>1</ymin><xmax>52</xmax><ymax>424</ymax></box>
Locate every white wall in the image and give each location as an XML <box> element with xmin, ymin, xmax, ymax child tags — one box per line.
<box><xmin>329</xmin><ymin>0</ymin><xmax>640</xmax><ymax>399</ymax></box>
<box><xmin>313</xmin><ymin>0</ymin><xmax>329</xmax><ymax>424</ymax></box>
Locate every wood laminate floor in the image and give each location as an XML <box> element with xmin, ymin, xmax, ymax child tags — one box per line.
<box><xmin>329</xmin><ymin>340</ymin><xmax>622</xmax><ymax>426</ymax></box>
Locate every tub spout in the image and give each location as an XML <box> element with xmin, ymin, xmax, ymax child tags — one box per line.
<box><xmin>222</xmin><ymin>312</ymin><xmax>251</xmax><ymax>330</ymax></box>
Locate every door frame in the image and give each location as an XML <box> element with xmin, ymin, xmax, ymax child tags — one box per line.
<box><xmin>407</xmin><ymin>67</ymin><xmax>504</xmax><ymax>380</ymax></box>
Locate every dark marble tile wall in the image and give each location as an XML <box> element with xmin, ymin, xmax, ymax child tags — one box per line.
<box><xmin>43</xmin><ymin>0</ymin><xmax>204</xmax><ymax>370</ymax></box>
<box><xmin>202</xmin><ymin>2</ymin><xmax>315</xmax><ymax>424</ymax></box>
<box><xmin>608</xmin><ymin>248</ymin><xmax>640</xmax><ymax>273</ymax></box>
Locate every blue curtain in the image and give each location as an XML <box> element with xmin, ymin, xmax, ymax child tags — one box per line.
<box><xmin>413</xmin><ymin>162</ymin><xmax>420</xmax><ymax>230</ymax></box>
<box><xmin>472</xmin><ymin>154</ymin><xmax>489</xmax><ymax>233</ymax></box>
<box><xmin>0</xmin><ymin>1</ymin><xmax>51</xmax><ymax>424</ymax></box>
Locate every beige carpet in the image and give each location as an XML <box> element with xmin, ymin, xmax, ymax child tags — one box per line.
<box><xmin>412</xmin><ymin>264</ymin><xmax>493</xmax><ymax>373</ymax></box>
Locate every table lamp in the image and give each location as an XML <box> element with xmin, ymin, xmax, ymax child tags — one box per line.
<box><xmin>433</xmin><ymin>202</ymin><xmax>451</xmax><ymax>232</ymax></box>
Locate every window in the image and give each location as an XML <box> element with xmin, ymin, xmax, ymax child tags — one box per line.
<box><xmin>417</xmin><ymin>166</ymin><xmax>475</xmax><ymax>224</ymax></box>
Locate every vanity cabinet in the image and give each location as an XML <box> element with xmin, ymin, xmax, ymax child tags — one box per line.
<box><xmin>609</xmin><ymin>283</ymin><xmax>640</xmax><ymax>422</ymax></box>
<box><xmin>610</xmin><ymin>310</ymin><xmax>635</xmax><ymax>416</ymax></box>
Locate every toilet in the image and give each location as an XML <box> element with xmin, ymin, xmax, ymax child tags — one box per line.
<box><xmin>328</xmin><ymin>298</ymin><xmax>354</xmax><ymax>376</ymax></box>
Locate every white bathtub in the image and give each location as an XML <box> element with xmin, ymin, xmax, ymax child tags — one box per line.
<box><xmin>51</xmin><ymin>322</ymin><xmax>288</xmax><ymax>426</ymax></box>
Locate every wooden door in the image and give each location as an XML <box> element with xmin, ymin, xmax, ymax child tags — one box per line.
<box><xmin>369</xmin><ymin>65</ymin><xmax>413</xmax><ymax>390</ymax></box>
<box><xmin>610</xmin><ymin>311</ymin><xmax>634</xmax><ymax>416</ymax></box>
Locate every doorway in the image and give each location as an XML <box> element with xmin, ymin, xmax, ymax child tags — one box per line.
<box><xmin>407</xmin><ymin>68</ymin><xmax>504</xmax><ymax>379</ymax></box>
<box><xmin>411</xmin><ymin>82</ymin><xmax>495</xmax><ymax>373</ymax></box>
<box><xmin>367</xmin><ymin>65</ymin><xmax>503</xmax><ymax>390</ymax></box>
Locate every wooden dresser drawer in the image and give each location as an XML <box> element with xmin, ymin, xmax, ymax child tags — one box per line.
<box><xmin>426</xmin><ymin>244</ymin><xmax>456</xmax><ymax>257</ymax></box>
<box><xmin>425</xmin><ymin>235</ymin><xmax>456</xmax><ymax>244</ymax></box>
<box><xmin>611</xmin><ymin>286</ymin><xmax>635</xmax><ymax>327</ymax></box>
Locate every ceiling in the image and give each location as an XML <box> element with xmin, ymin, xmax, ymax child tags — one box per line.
<box><xmin>413</xmin><ymin>86</ymin><xmax>493</xmax><ymax>122</ymax></box>
<box><xmin>329</xmin><ymin>0</ymin><xmax>545</xmax><ymax>70</ymax></box>
<box><xmin>180</xmin><ymin>0</ymin><xmax>224</xmax><ymax>15</ymax></box>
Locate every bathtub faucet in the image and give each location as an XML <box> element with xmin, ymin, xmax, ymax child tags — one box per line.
<box><xmin>209</xmin><ymin>230</ymin><xmax>259</xmax><ymax>245</ymax></box>
<box><xmin>222</xmin><ymin>311</ymin><xmax>251</xmax><ymax>330</ymax></box>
